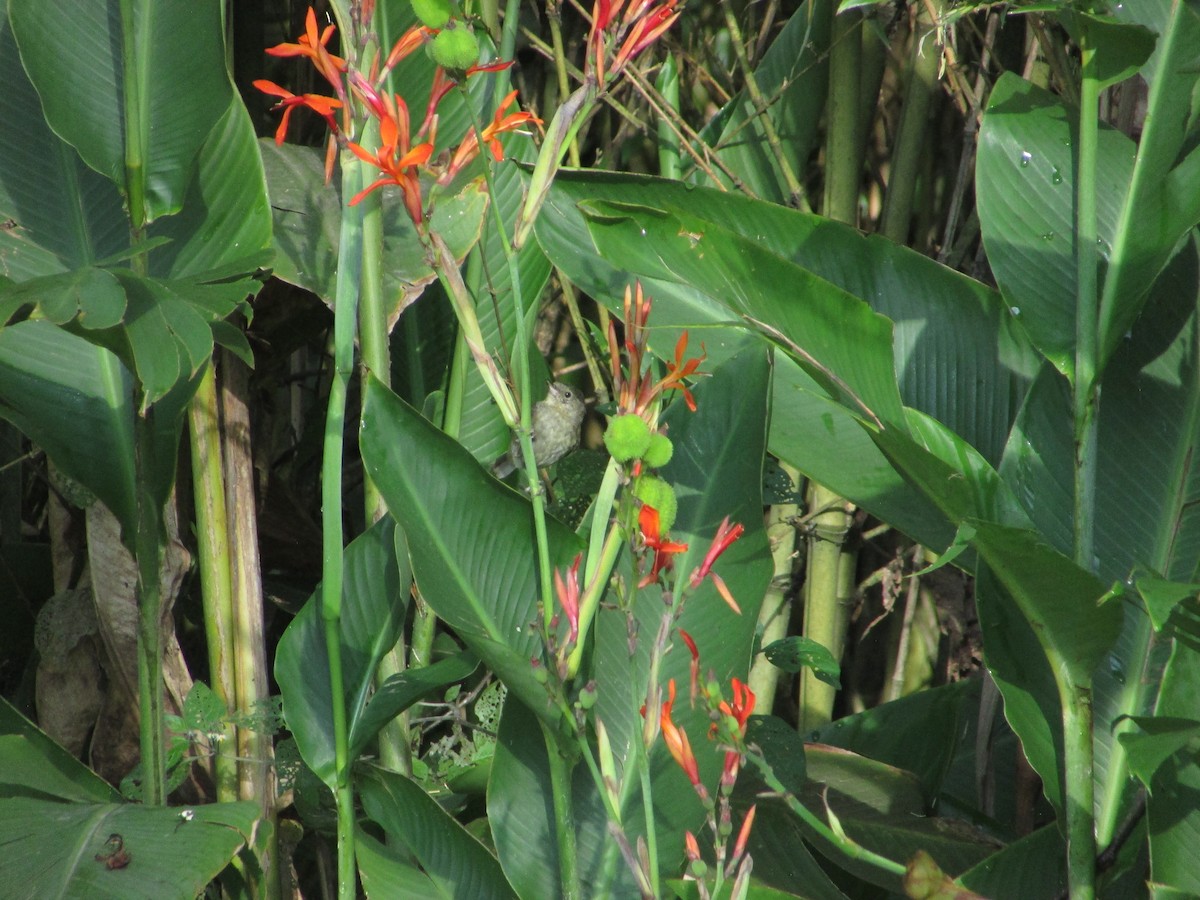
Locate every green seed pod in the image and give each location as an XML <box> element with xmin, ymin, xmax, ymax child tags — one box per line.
<box><xmin>634</xmin><ymin>475</ymin><xmax>677</xmax><ymax>533</ymax></box>
<box><xmin>603</xmin><ymin>413</ymin><xmax>652</xmax><ymax>462</ymax></box>
<box><xmin>431</xmin><ymin>25</ymin><xmax>478</xmax><ymax>70</ymax></box>
<box><xmin>642</xmin><ymin>432</ymin><xmax>674</xmax><ymax>468</ymax></box>
<box><xmin>410</xmin><ymin>0</ymin><xmax>453</xmax><ymax>29</ymax></box>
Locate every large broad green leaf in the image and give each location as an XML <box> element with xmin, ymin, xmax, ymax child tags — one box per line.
<box><xmin>0</xmin><ymin>796</ymin><xmax>259</xmax><ymax>899</ymax></box>
<box><xmin>456</xmin><ymin>143</ymin><xmax>553</xmax><ymax>466</ymax></box>
<box><xmin>0</xmin><ymin>697</ymin><xmax>122</xmax><ymax>803</ymax></box>
<box><xmin>0</xmin><ymin>321</ymin><xmax>136</xmax><ymax>532</ymax></box>
<box><xmin>536</xmin><ymin>171</ymin><xmax>1036</xmax><ymax>552</ymax></box>
<box><xmin>970</xmin><ymin>521</ymin><xmax>1120</xmax><ymax>687</ymax></box>
<box><xmin>360</xmin><ymin>376</ymin><xmax>585</xmax><ymax>720</ymax></box>
<box><xmin>360</xmin><ymin>767</ymin><xmax>517</xmax><ymax>899</ymax></box>
<box><xmin>976</xmin><ymin>73</ymin><xmax>1135</xmax><ymax>378</ymax></box>
<box><xmin>0</xmin><ymin>13</ymin><xmax>127</xmax><ymax>279</ymax></box>
<box><xmin>275</xmin><ymin>517</ymin><xmax>410</xmax><ymax>786</ymax></box>
<box><xmin>150</xmin><ymin>96</ymin><xmax>273</xmax><ymax>281</ymax></box>
<box><xmin>9</xmin><ymin>0</ymin><xmax>230</xmax><ymax>222</ymax></box>
<box><xmin>959</xmin><ymin>826</ymin><xmax>1066</xmax><ymax>898</ymax></box>
<box><xmin>258</xmin><ymin>140</ymin><xmax>486</xmax><ymax>314</ymax></box>
<box><xmin>992</xmin><ymin>250</ymin><xmax>1200</xmax><ymax>844</ymax></box>
<box><xmin>488</xmin><ymin>347</ymin><xmax>774</xmax><ymax>897</ymax></box>
<box><xmin>814</xmin><ymin>679</ymin><xmax>981</xmax><ymax>800</ymax></box>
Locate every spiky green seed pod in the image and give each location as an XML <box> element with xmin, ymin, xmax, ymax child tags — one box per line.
<box><xmin>410</xmin><ymin>0</ymin><xmax>453</xmax><ymax>29</ymax></box>
<box><xmin>431</xmin><ymin>25</ymin><xmax>478</xmax><ymax>70</ymax></box>
<box><xmin>603</xmin><ymin>413</ymin><xmax>652</xmax><ymax>462</ymax></box>
<box><xmin>634</xmin><ymin>475</ymin><xmax>677</xmax><ymax>533</ymax></box>
<box><xmin>642</xmin><ymin>433</ymin><xmax>674</xmax><ymax>468</ymax></box>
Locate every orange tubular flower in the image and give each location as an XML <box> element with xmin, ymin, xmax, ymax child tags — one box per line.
<box><xmin>718</xmin><ymin>678</ymin><xmax>755</xmax><ymax>785</ymax></box>
<box><xmin>652</xmin><ymin>330</ymin><xmax>705</xmax><ymax>412</ymax></box>
<box><xmin>661</xmin><ymin>679</ymin><xmax>705</xmax><ymax>796</ymax></box>
<box><xmin>638</xmin><ymin>504</ymin><xmax>688</xmax><ymax>587</ymax></box>
<box><xmin>689</xmin><ymin>517</ymin><xmax>745</xmax><ymax>613</ymax></box>
<box><xmin>732</xmin><ymin>804</ymin><xmax>757</xmax><ymax>862</ymax></box>
<box><xmin>253</xmin><ymin>80</ymin><xmax>342</xmax><ymax>144</ymax></box>
<box><xmin>612</xmin><ymin>1</ymin><xmax>680</xmax><ymax>77</ymax></box>
<box><xmin>266</xmin><ymin>7</ymin><xmax>347</xmax><ymax>91</ymax></box>
<box><xmin>345</xmin><ymin>96</ymin><xmax>434</xmax><ymax>223</ymax></box>
<box><xmin>441</xmin><ymin>90</ymin><xmax>543</xmax><ymax>184</ymax></box>
<box><xmin>679</xmin><ymin>628</ymin><xmax>700</xmax><ymax>704</ymax></box>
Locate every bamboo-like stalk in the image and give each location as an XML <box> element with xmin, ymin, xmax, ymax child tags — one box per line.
<box><xmin>322</xmin><ymin>147</ymin><xmax>365</xmax><ymax>900</ymax></box>
<box><xmin>880</xmin><ymin>2</ymin><xmax>941</xmax><ymax>244</ymax></box>
<box><xmin>801</xmin><ymin>2</ymin><xmax>866</xmax><ymax>733</ymax></box>
<box><xmin>748</xmin><ymin>464</ymin><xmax>801</xmax><ymax>710</ymax></box>
<box><xmin>220</xmin><ymin>350</ymin><xmax>281</xmax><ymax>896</ymax></box>
<box><xmin>187</xmin><ymin>363</ymin><xmax>238</xmax><ymax>803</ymax></box>
<box><xmin>133</xmin><ymin>404</ymin><xmax>166</xmax><ymax>805</ymax></box>
<box><xmin>1066</xmin><ymin>26</ymin><xmax>1102</xmax><ymax>900</ymax></box>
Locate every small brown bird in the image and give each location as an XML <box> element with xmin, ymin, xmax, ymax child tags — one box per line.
<box><xmin>492</xmin><ymin>382</ymin><xmax>586</xmax><ymax>478</ymax></box>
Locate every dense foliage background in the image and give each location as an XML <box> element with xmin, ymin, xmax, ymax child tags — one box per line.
<box><xmin>1</xmin><ymin>1</ymin><xmax>1198</xmax><ymax>898</ymax></box>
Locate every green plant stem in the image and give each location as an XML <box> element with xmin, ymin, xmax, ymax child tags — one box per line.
<box><xmin>188</xmin><ymin>363</ymin><xmax>238</xmax><ymax>803</ymax></box>
<box><xmin>1063</xmin><ymin>37</ymin><xmax>1102</xmax><ymax>900</ymax></box>
<box><xmin>879</xmin><ymin>1</ymin><xmax>940</xmax><ymax>243</ymax></box>
<box><xmin>323</xmin><ymin>156</ymin><xmax>365</xmax><ymax>900</ymax></box>
<box><xmin>745</xmin><ymin>751</ymin><xmax>907</xmax><ymax>879</ymax></box>
<box><xmin>134</xmin><ymin>404</ymin><xmax>166</xmax><ymax>805</ymax></box>
<box><xmin>823</xmin><ymin>5</ymin><xmax>863</xmax><ymax>222</ymax></box>
<box><xmin>1073</xmin><ymin>41</ymin><xmax>1100</xmax><ymax>573</ymax></box>
<box><xmin>546</xmin><ymin>3</ymin><xmax>581</xmax><ymax>167</ymax></box>
<box><xmin>1061</xmin><ymin>676</ymin><xmax>1098</xmax><ymax>900</ymax></box>
<box><xmin>118</xmin><ymin>0</ymin><xmax>146</xmax><ymax>231</ymax></box>
<box><xmin>720</xmin><ymin>2</ymin><xmax>804</xmax><ymax>206</ymax></box>
<box><xmin>542</xmin><ymin>721</ymin><xmax>582</xmax><ymax>899</ymax></box>
<box><xmin>749</xmin><ymin>463</ymin><xmax>800</xmax><ymax>709</ymax></box>
<box><xmin>656</xmin><ymin>53</ymin><xmax>680</xmax><ymax>180</ymax></box>
<box><xmin>799</xmin><ymin>487</ymin><xmax>854</xmax><ymax>732</ymax></box>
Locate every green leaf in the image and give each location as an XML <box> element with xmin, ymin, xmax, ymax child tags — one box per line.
<box><xmin>0</xmin><ymin>796</ymin><xmax>259</xmax><ymax>899</ymax></box>
<box><xmin>350</xmin><ymin>652</ymin><xmax>479</xmax><ymax>761</ymax></box>
<box><xmin>1118</xmin><ymin>716</ymin><xmax>1200</xmax><ymax>788</ymax></box>
<box><xmin>150</xmin><ymin>96</ymin><xmax>273</xmax><ymax>279</ymax></box>
<box><xmin>959</xmin><ymin>826</ymin><xmax>1066</xmax><ymax>898</ymax></box>
<box><xmin>9</xmin><ymin>0</ymin><xmax>230</xmax><ymax>222</ymax></box>
<box><xmin>259</xmin><ymin>140</ymin><xmax>485</xmax><ymax>314</ymax></box>
<box><xmin>969</xmin><ymin>520</ymin><xmax>1121</xmax><ymax>686</ymax></box>
<box><xmin>537</xmin><ymin>170</ymin><xmax>1036</xmax><ymax>553</ymax></box>
<box><xmin>1133</xmin><ymin>572</ymin><xmax>1200</xmax><ymax>632</ymax></box>
<box><xmin>0</xmin><ymin>321</ymin><xmax>137</xmax><ymax>533</ymax></box>
<box><xmin>360</xmin><ymin>375</ymin><xmax>584</xmax><ymax>722</ymax></box>
<box><xmin>489</xmin><ymin>347</ymin><xmax>774</xmax><ymax>896</ymax></box>
<box><xmin>762</xmin><ymin>636</ymin><xmax>841</xmax><ymax>687</ymax></box>
<box><xmin>275</xmin><ymin>517</ymin><xmax>410</xmax><ymax>786</ymax></box>
<box><xmin>693</xmin><ymin>1</ymin><xmax>830</xmax><ymax>203</ymax></box>
<box><xmin>1059</xmin><ymin>11</ymin><xmax>1157</xmax><ymax>90</ymax></box>
<box><xmin>359</xmin><ymin>767</ymin><xmax>517</xmax><ymax>900</ymax></box>
<box><xmin>0</xmin><ymin>13</ymin><xmax>128</xmax><ymax>280</ymax></box>
<box><xmin>977</xmin><ymin>73</ymin><xmax>1135</xmax><ymax>377</ymax></box>
<box><xmin>814</xmin><ymin>679</ymin><xmax>980</xmax><ymax>800</ymax></box>
<box><xmin>1</xmin><ymin>267</ymin><xmax>126</xmax><ymax>329</ymax></box>
<box><xmin>0</xmin><ymin>697</ymin><xmax>122</xmax><ymax>803</ymax></box>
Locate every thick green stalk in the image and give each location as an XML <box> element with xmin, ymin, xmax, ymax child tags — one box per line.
<box><xmin>823</xmin><ymin>5</ymin><xmax>863</xmax><ymax>222</ymax></box>
<box><xmin>799</xmin><ymin>486</ymin><xmax>853</xmax><ymax>732</ymax></box>
<box><xmin>118</xmin><ymin>0</ymin><xmax>147</xmax><ymax>232</ymax></box>
<box><xmin>323</xmin><ymin>157</ymin><xmax>365</xmax><ymax>900</ymax></box>
<box><xmin>801</xmin><ymin>3</ymin><xmax>865</xmax><ymax>732</ymax></box>
<box><xmin>656</xmin><ymin>53</ymin><xmax>681</xmax><ymax>179</ymax></box>
<box><xmin>879</xmin><ymin>2</ymin><xmax>940</xmax><ymax>243</ymax></box>
<box><xmin>720</xmin><ymin>2</ymin><xmax>804</xmax><ymax>206</ymax></box>
<box><xmin>133</xmin><ymin>405</ymin><xmax>165</xmax><ymax>805</ymax></box>
<box><xmin>1067</xmin><ymin>33</ymin><xmax>1101</xmax><ymax>900</ymax></box>
<box><xmin>1061</xmin><ymin>677</ymin><xmax>1097</xmax><ymax>900</ymax></box>
<box><xmin>749</xmin><ymin>463</ymin><xmax>801</xmax><ymax>709</ymax></box>
<box><xmin>1073</xmin><ymin>43</ymin><xmax>1100</xmax><ymax>572</ymax></box>
<box><xmin>188</xmin><ymin>363</ymin><xmax>238</xmax><ymax>802</ymax></box>
<box><xmin>542</xmin><ymin>722</ymin><xmax>582</xmax><ymax>899</ymax></box>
